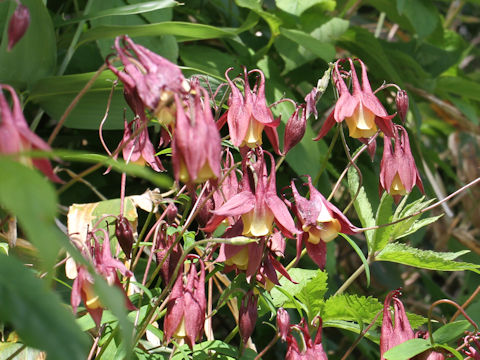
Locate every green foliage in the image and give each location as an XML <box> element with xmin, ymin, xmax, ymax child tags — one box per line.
<box><xmin>383</xmin><ymin>338</ymin><xmax>432</xmax><ymax>360</ymax></box>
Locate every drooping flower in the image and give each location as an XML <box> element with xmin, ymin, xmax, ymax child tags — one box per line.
<box><xmin>290</xmin><ymin>176</ymin><xmax>357</xmax><ymax>268</ymax></box>
<box><xmin>239</xmin><ymin>290</ymin><xmax>258</xmax><ymax>344</ymax></box>
<box><xmin>203</xmin><ymin>149</ymin><xmax>297</xmax><ymax>239</ymax></box>
<box><xmin>380</xmin><ymin>125</ymin><xmax>424</xmax><ymax>203</ymax></box>
<box><xmin>71</xmin><ymin>231</ymin><xmax>136</xmax><ymax>327</ymax></box>
<box><xmin>0</xmin><ymin>84</ymin><xmax>62</xmax><ymax>183</ymax></box>
<box><xmin>286</xmin><ymin>318</ymin><xmax>328</xmax><ymax>360</ymax></box>
<box><xmin>114</xmin><ymin>215</ymin><xmax>135</xmax><ymax>259</ymax></box>
<box><xmin>314</xmin><ymin>58</ymin><xmax>395</xmax><ymax>140</ymax></box>
<box><xmin>223</xmin><ymin>67</ymin><xmax>279</xmax><ymax>148</ymax></box>
<box><xmin>7</xmin><ymin>1</ymin><xmax>30</xmax><ymax>51</ymax></box>
<box><xmin>164</xmin><ymin>255</ymin><xmax>206</xmax><ymax>349</ymax></box>
<box><xmin>107</xmin><ymin>35</ymin><xmax>187</xmax><ymax>125</ymax></box>
<box><xmin>283</xmin><ymin>104</ymin><xmax>307</xmax><ymax>156</ymax></box>
<box><xmin>462</xmin><ymin>332</ymin><xmax>480</xmax><ymax>359</ymax></box>
<box><xmin>396</xmin><ymin>90</ymin><xmax>409</xmax><ymax>124</ymax></box>
<box><xmin>380</xmin><ymin>289</ymin><xmax>415</xmax><ymax>360</ymax></box>
<box><xmin>277</xmin><ymin>307</ymin><xmax>290</xmax><ymax>342</ymax></box>
<box><xmin>155</xmin><ymin>222</ymin><xmax>182</xmax><ymax>285</ymax></box>
<box><xmin>172</xmin><ymin>82</ymin><xmax>221</xmax><ymax>184</ymax></box>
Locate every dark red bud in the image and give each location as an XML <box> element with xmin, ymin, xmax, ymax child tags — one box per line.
<box><xmin>283</xmin><ymin>106</ymin><xmax>306</xmax><ymax>155</ymax></box>
<box><xmin>396</xmin><ymin>90</ymin><xmax>409</xmax><ymax>123</ymax></box>
<box><xmin>277</xmin><ymin>308</ymin><xmax>290</xmax><ymax>342</ymax></box>
<box><xmin>165</xmin><ymin>203</ymin><xmax>178</xmax><ymax>224</ymax></box>
<box><xmin>7</xmin><ymin>3</ymin><xmax>30</xmax><ymax>51</ymax></box>
<box><xmin>115</xmin><ymin>216</ymin><xmax>134</xmax><ymax>259</ymax></box>
<box><xmin>239</xmin><ymin>290</ymin><xmax>258</xmax><ymax>344</ymax></box>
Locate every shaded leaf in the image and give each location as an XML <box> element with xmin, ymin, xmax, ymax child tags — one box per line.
<box><xmin>275</xmin><ymin>0</ymin><xmax>335</xmax><ymax>16</ymax></box>
<box><xmin>432</xmin><ymin>320</ymin><xmax>472</xmax><ymax>344</ymax></box>
<box><xmin>383</xmin><ymin>338</ymin><xmax>432</xmax><ymax>360</ymax></box>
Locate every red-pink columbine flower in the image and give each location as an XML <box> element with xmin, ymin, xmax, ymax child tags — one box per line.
<box><xmin>314</xmin><ymin>58</ymin><xmax>395</xmax><ymax>140</ymax></box>
<box><xmin>155</xmin><ymin>223</ymin><xmax>182</xmax><ymax>285</ymax></box>
<box><xmin>223</xmin><ymin>67</ymin><xmax>279</xmax><ymax>148</ymax></box>
<box><xmin>380</xmin><ymin>125</ymin><xmax>424</xmax><ymax>203</ymax></box>
<box><xmin>172</xmin><ymin>82</ymin><xmax>221</xmax><ymax>184</ymax></box>
<box><xmin>290</xmin><ymin>176</ymin><xmax>357</xmax><ymax>268</ymax></box>
<box><xmin>380</xmin><ymin>289</ymin><xmax>415</xmax><ymax>360</ymax></box>
<box><xmin>239</xmin><ymin>290</ymin><xmax>258</xmax><ymax>344</ymax></box>
<box><xmin>286</xmin><ymin>318</ymin><xmax>328</xmax><ymax>360</ymax></box>
<box><xmin>462</xmin><ymin>332</ymin><xmax>480</xmax><ymax>359</ymax></box>
<box><xmin>203</xmin><ymin>150</ymin><xmax>297</xmax><ymax>239</ymax></box>
<box><xmin>164</xmin><ymin>255</ymin><xmax>206</xmax><ymax>349</ymax></box>
<box><xmin>71</xmin><ymin>231</ymin><xmax>135</xmax><ymax>327</ymax></box>
<box><xmin>0</xmin><ymin>84</ymin><xmax>61</xmax><ymax>183</ymax></box>
<box><xmin>107</xmin><ymin>35</ymin><xmax>186</xmax><ymax>125</ymax></box>
<box><xmin>277</xmin><ymin>307</ymin><xmax>290</xmax><ymax>342</ymax></box>
<box><xmin>7</xmin><ymin>1</ymin><xmax>30</xmax><ymax>51</ymax></box>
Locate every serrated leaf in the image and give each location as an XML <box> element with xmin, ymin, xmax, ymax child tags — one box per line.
<box><xmin>376</xmin><ymin>243</ymin><xmax>480</xmax><ymax>272</ymax></box>
<box><xmin>347</xmin><ymin>166</ymin><xmax>375</xmax><ymax>246</ymax></box>
<box><xmin>322</xmin><ymin>294</ymin><xmax>382</xmax><ymax>325</ymax></box>
<box><xmin>383</xmin><ymin>338</ymin><xmax>432</xmax><ymax>360</ymax></box>
<box><xmin>0</xmin><ymin>254</ymin><xmax>89</xmax><ymax>359</ymax></box>
<box><xmin>270</xmin><ymin>268</ymin><xmax>326</xmax><ymax>310</ymax></box>
<box><xmin>295</xmin><ymin>270</ymin><xmax>328</xmax><ymax>320</ymax></box>
<box><xmin>371</xmin><ymin>192</ymin><xmax>394</xmax><ymax>253</ymax></box>
<box><xmin>432</xmin><ymin>320</ymin><xmax>472</xmax><ymax>344</ymax></box>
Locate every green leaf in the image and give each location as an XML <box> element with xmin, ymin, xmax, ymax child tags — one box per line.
<box><xmin>275</xmin><ymin>0</ymin><xmax>335</xmax><ymax>16</ymax></box>
<box><xmin>295</xmin><ymin>270</ymin><xmax>328</xmax><ymax>320</ymax></box>
<box><xmin>79</xmin><ymin>22</ymin><xmax>238</xmax><ymax>45</ymax></box>
<box><xmin>322</xmin><ymin>294</ymin><xmax>382</xmax><ymax>325</ymax></box>
<box><xmin>383</xmin><ymin>338</ymin><xmax>432</xmax><ymax>360</ymax></box>
<box><xmin>323</xmin><ymin>319</ymin><xmax>379</xmax><ymax>343</ymax></box>
<box><xmin>57</xmin><ymin>0</ymin><xmax>178</xmax><ymax>26</ymax></box>
<box><xmin>436</xmin><ymin>76</ymin><xmax>480</xmax><ymax>102</ymax></box>
<box><xmin>400</xmin><ymin>0</ymin><xmax>440</xmax><ymax>41</ymax></box>
<box><xmin>29</xmin><ymin>69</ymin><xmax>131</xmax><ymax>130</ymax></box>
<box><xmin>180</xmin><ymin>45</ymin><xmax>240</xmax><ymax>78</ymax></box>
<box><xmin>0</xmin><ymin>158</ymin><xmax>62</xmax><ymax>271</ymax></box>
<box><xmin>376</xmin><ymin>243</ymin><xmax>480</xmax><ymax>272</ymax></box>
<box><xmin>0</xmin><ymin>0</ymin><xmax>56</xmax><ymax>89</ymax></box>
<box><xmin>279</xmin><ymin>28</ymin><xmax>336</xmax><ymax>62</ymax></box>
<box><xmin>347</xmin><ymin>166</ymin><xmax>375</xmax><ymax>247</ymax></box>
<box><xmin>0</xmin><ymin>254</ymin><xmax>89</xmax><ymax>359</ymax></box>
<box><xmin>371</xmin><ymin>192</ymin><xmax>394</xmax><ymax>253</ymax></box>
<box><xmin>270</xmin><ymin>268</ymin><xmax>326</xmax><ymax>310</ymax></box>
<box><xmin>432</xmin><ymin>320</ymin><xmax>472</xmax><ymax>344</ymax></box>
<box><xmin>339</xmin><ymin>233</ymin><xmax>371</xmax><ymax>287</ymax></box>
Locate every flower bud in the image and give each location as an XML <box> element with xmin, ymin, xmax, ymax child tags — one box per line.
<box><xmin>283</xmin><ymin>105</ymin><xmax>306</xmax><ymax>155</ymax></box>
<box><xmin>115</xmin><ymin>216</ymin><xmax>134</xmax><ymax>259</ymax></box>
<box><xmin>7</xmin><ymin>3</ymin><xmax>30</xmax><ymax>51</ymax></box>
<box><xmin>165</xmin><ymin>203</ymin><xmax>178</xmax><ymax>224</ymax></box>
<box><xmin>239</xmin><ymin>290</ymin><xmax>258</xmax><ymax>344</ymax></box>
<box><xmin>396</xmin><ymin>90</ymin><xmax>409</xmax><ymax>123</ymax></box>
<box><xmin>277</xmin><ymin>308</ymin><xmax>290</xmax><ymax>342</ymax></box>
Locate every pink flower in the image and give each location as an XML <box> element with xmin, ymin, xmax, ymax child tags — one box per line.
<box><xmin>164</xmin><ymin>255</ymin><xmax>206</xmax><ymax>349</ymax></box>
<box><xmin>283</xmin><ymin>104</ymin><xmax>307</xmax><ymax>155</ymax></box>
<box><xmin>107</xmin><ymin>36</ymin><xmax>186</xmax><ymax>124</ymax></box>
<box><xmin>203</xmin><ymin>150</ymin><xmax>297</xmax><ymax>239</ymax></box>
<box><xmin>71</xmin><ymin>232</ymin><xmax>135</xmax><ymax>327</ymax></box>
<box><xmin>380</xmin><ymin>125</ymin><xmax>424</xmax><ymax>203</ymax></box>
<box><xmin>7</xmin><ymin>2</ymin><xmax>30</xmax><ymax>51</ymax></box>
<box><xmin>223</xmin><ymin>68</ymin><xmax>279</xmax><ymax>148</ymax></box>
<box><xmin>172</xmin><ymin>82</ymin><xmax>221</xmax><ymax>184</ymax></box>
<box><xmin>277</xmin><ymin>308</ymin><xmax>290</xmax><ymax>342</ymax></box>
<box><xmin>314</xmin><ymin>58</ymin><xmax>395</xmax><ymax>140</ymax></box>
<box><xmin>462</xmin><ymin>332</ymin><xmax>480</xmax><ymax>359</ymax></box>
<box><xmin>239</xmin><ymin>290</ymin><xmax>258</xmax><ymax>344</ymax></box>
<box><xmin>380</xmin><ymin>289</ymin><xmax>415</xmax><ymax>360</ymax></box>
<box><xmin>0</xmin><ymin>84</ymin><xmax>61</xmax><ymax>183</ymax></box>
<box><xmin>290</xmin><ymin>176</ymin><xmax>357</xmax><ymax>268</ymax></box>
<box><xmin>286</xmin><ymin>318</ymin><xmax>328</xmax><ymax>360</ymax></box>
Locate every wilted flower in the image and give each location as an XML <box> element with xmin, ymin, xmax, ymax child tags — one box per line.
<box><xmin>314</xmin><ymin>58</ymin><xmax>395</xmax><ymax>140</ymax></box>
<box><xmin>7</xmin><ymin>2</ymin><xmax>30</xmax><ymax>51</ymax></box>
<box><xmin>107</xmin><ymin>35</ymin><xmax>186</xmax><ymax>124</ymax></box>
<box><xmin>223</xmin><ymin>67</ymin><xmax>279</xmax><ymax>148</ymax></box>
<box><xmin>0</xmin><ymin>84</ymin><xmax>61</xmax><ymax>182</ymax></box>
<box><xmin>286</xmin><ymin>318</ymin><xmax>328</xmax><ymax>360</ymax></box>
<box><xmin>239</xmin><ymin>290</ymin><xmax>258</xmax><ymax>344</ymax></box>
<box><xmin>155</xmin><ymin>222</ymin><xmax>182</xmax><ymax>285</ymax></box>
<box><xmin>71</xmin><ymin>232</ymin><xmax>136</xmax><ymax>327</ymax></box>
<box><xmin>290</xmin><ymin>176</ymin><xmax>357</xmax><ymax>268</ymax></box>
<box><xmin>172</xmin><ymin>83</ymin><xmax>221</xmax><ymax>184</ymax></box>
<box><xmin>164</xmin><ymin>255</ymin><xmax>206</xmax><ymax>349</ymax></box>
<box><xmin>380</xmin><ymin>289</ymin><xmax>415</xmax><ymax>360</ymax></box>
<box><xmin>203</xmin><ymin>150</ymin><xmax>297</xmax><ymax>239</ymax></box>
<box><xmin>380</xmin><ymin>125</ymin><xmax>424</xmax><ymax>203</ymax></box>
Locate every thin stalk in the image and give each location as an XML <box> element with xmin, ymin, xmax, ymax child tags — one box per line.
<box><xmin>255</xmin><ymin>334</ymin><xmax>279</xmax><ymax>360</ymax></box>
<box><xmin>314</xmin><ymin>124</ymin><xmax>340</xmax><ymax>186</ymax></box>
<box><xmin>451</xmin><ymin>286</ymin><xmax>480</xmax><ymax>322</ymax></box>
<box><xmin>341</xmin><ymin>309</ymin><xmax>382</xmax><ymax>360</ymax></box>
<box><xmin>334</xmin><ymin>259</ymin><xmax>371</xmax><ymax>296</ymax></box>
<box><xmin>374</xmin><ymin>12</ymin><xmax>386</xmax><ymax>38</ymax></box>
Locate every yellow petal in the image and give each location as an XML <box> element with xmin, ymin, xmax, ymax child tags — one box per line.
<box><xmin>345</xmin><ymin>103</ymin><xmax>377</xmax><ymax>138</ymax></box>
